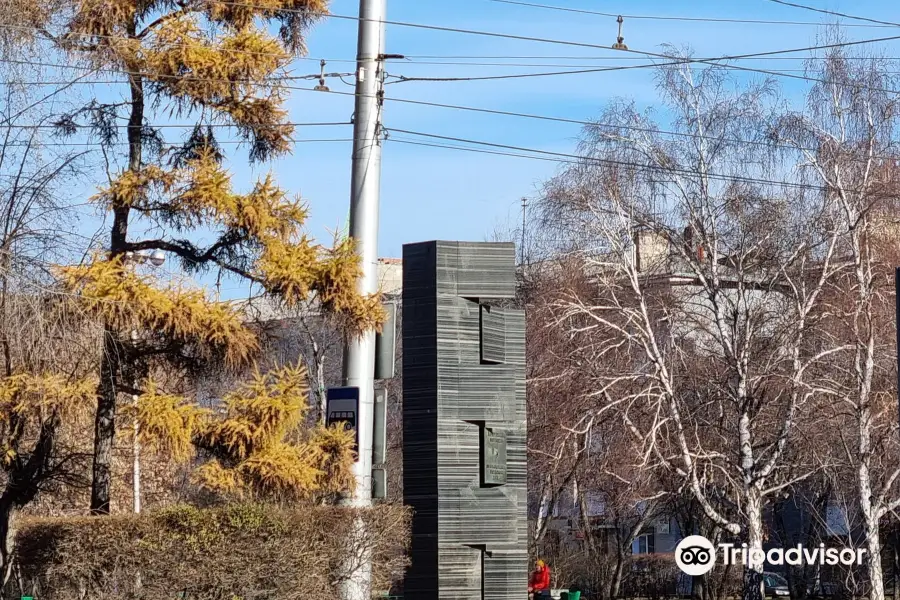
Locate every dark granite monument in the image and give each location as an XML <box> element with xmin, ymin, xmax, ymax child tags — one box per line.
<box><xmin>402</xmin><ymin>241</ymin><xmax>527</xmax><ymax>600</ymax></box>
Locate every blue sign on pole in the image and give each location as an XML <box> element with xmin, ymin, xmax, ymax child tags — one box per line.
<box><xmin>326</xmin><ymin>387</ymin><xmax>360</xmax><ymax>461</ymax></box>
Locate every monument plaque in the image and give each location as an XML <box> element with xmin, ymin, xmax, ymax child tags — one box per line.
<box><xmin>481</xmin><ymin>426</ymin><xmax>507</xmax><ymax>487</ymax></box>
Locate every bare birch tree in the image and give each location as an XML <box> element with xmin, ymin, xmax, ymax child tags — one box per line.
<box><xmin>526</xmin><ymin>259</ymin><xmax>595</xmax><ymax>545</ymax></box>
<box><xmin>525</xmin><ymin>257</ymin><xmax>670</xmax><ymax>598</ymax></box>
<box><xmin>776</xmin><ymin>41</ymin><xmax>900</xmax><ymax>600</ymax></box>
<box><xmin>0</xmin><ymin>95</ymin><xmax>100</xmax><ymax>582</ymax></box>
<box><xmin>537</xmin><ymin>55</ymin><xmax>843</xmax><ymax>600</ymax></box>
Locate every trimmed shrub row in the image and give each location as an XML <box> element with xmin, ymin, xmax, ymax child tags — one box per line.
<box><xmin>15</xmin><ymin>503</ymin><xmax>410</xmax><ymax>600</ymax></box>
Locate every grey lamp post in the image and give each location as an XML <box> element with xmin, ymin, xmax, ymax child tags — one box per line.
<box><xmin>123</xmin><ymin>249</ymin><xmax>166</xmax><ymax>513</ymax></box>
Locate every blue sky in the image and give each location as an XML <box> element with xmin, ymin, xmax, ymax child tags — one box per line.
<box><xmin>50</xmin><ymin>0</ymin><xmax>900</xmax><ymax>296</ymax></box>
<box><xmin>271</xmin><ymin>0</ymin><xmax>900</xmax><ymax>259</ymax></box>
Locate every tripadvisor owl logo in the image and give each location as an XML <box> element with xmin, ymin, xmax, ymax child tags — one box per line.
<box><xmin>673</xmin><ymin>535</ymin><xmax>867</xmax><ymax>576</ymax></box>
<box><xmin>675</xmin><ymin>536</ymin><xmax>716</xmax><ymax>576</ymax></box>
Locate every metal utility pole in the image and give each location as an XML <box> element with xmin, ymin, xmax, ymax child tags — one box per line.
<box><xmin>124</xmin><ymin>249</ymin><xmax>163</xmax><ymax>514</ymax></box>
<box><xmin>339</xmin><ymin>0</ymin><xmax>386</xmax><ymax>599</ymax></box>
<box><xmin>521</xmin><ymin>197</ymin><xmax>527</xmax><ymax>265</ymax></box>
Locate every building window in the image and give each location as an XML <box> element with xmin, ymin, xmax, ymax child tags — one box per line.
<box><xmin>656</xmin><ymin>518</ymin><xmax>671</xmax><ymax>535</ymax></box>
<box><xmin>632</xmin><ymin>532</ymin><xmax>655</xmax><ymax>555</ymax></box>
<box><xmin>585</xmin><ymin>492</ymin><xmax>606</xmax><ymax>517</ymax></box>
<box><xmin>826</xmin><ymin>504</ymin><xmax>850</xmax><ymax>537</ymax></box>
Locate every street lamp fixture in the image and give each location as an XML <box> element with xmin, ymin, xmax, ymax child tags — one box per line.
<box><xmin>612</xmin><ymin>15</ymin><xmax>628</xmax><ymax>50</ymax></box>
<box><xmin>148</xmin><ymin>250</ymin><xmax>166</xmax><ymax>267</ymax></box>
<box><xmin>122</xmin><ymin>247</ymin><xmax>165</xmax><ymax>515</ymax></box>
<box><xmin>314</xmin><ymin>59</ymin><xmax>330</xmax><ymax>92</ymax></box>
<box><xmin>124</xmin><ymin>250</ymin><xmax>166</xmax><ymax>268</ymax></box>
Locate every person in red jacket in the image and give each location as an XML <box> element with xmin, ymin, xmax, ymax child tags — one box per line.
<box><xmin>528</xmin><ymin>559</ymin><xmax>551</xmax><ymax>600</ymax></box>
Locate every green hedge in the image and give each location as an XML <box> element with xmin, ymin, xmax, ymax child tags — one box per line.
<box><xmin>15</xmin><ymin>503</ymin><xmax>410</xmax><ymax>600</ymax></box>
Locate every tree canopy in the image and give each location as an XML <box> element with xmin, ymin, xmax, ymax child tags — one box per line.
<box><xmin>0</xmin><ymin>0</ymin><xmax>381</xmax><ymax>514</ymax></box>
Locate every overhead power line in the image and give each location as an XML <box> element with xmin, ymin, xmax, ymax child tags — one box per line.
<box><xmin>4</xmin><ymin>12</ymin><xmax>900</xmax><ymax>89</ymax></box>
<box><xmin>387</xmin><ymin>62</ymin><xmax>900</xmax><ymax>84</ymax></box>
<box><xmin>389</xmin><ymin>135</ymin><xmax>820</xmax><ymax>200</ymax></box>
<box><xmin>401</xmin><ymin>54</ymin><xmax>900</xmax><ymax>61</ymax></box>
<box><xmin>396</xmin><ymin>40</ymin><xmax>900</xmax><ymax>89</ymax></box>
<box><xmin>0</xmin><ymin>119</ymin><xmax>350</xmax><ymax>130</ymax></box>
<box><xmin>396</xmin><ymin>58</ymin><xmax>899</xmax><ymax>67</ymax></box>
<box><xmin>8</xmin><ymin>72</ymin><xmax>900</xmax><ymax>161</ymax></box>
<box><xmin>764</xmin><ymin>0</ymin><xmax>900</xmax><ymax>28</ymax></box>
<box><xmin>384</xmin><ymin>58</ymin><xmax>900</xmax><ymax>100</ymax></box>
<box><xmin>384</xmin><ymin>129</ymin><xmax>864</xmax><ymax>194</ymax></box>
<box><xmin>390</xmin><ymin>136</ymin><xmax>572</xmax><ymax>165</ymax></box>
<box><xmin>10</xmin><ymin>58</ymin><xmax>900</xmax><ymax>159</ymax></box>
<box><xmin>490</xmin><ymin>0</ymin><xmax>898</xmax><ymax>27</ymax></box>
<box><xmin>125</xmin><ymin>0</ymin><xmax>900</xmax><ymax>57</ymax></box>
<box><xmin>0</xmin><ymin>138</ymin><xmax>353</xmax><ymax>148</ymax></box>
<box><xmin>3</xmin><ymin>75</ymin><xmax>891</xmax><ymax>160</ymax></box>
<box><xmin>386</xmin><ymin>62</ymin><xmax>666</xmax><ymax>83</ymax></box>
<box><xmin>0</xmin><ymin>54</ymin><xmax>348</xmax><ymax>83</ymax></box>
<box><xmin>381</xmin><ymin>95</ymin><xmax>900</xmax><ymax>161</ymax></box>
<box><xmin>6</xmin><ymin>80</ymin><xmax>899</xmax><ymax>162</ymax></box>
<box><xmin>381</xmin><ymin>34</ymin><xmax>900</xmax><ymax>85</ymax></box>
<box><xmin>9</xmin><ymin>59</ymin><xmax>666</xmax><ymax>88</ymax></box>
<box><xmin>327</xmin><ymin>9</ymin><xmax>900</xmax><ymax>56</ymax></box>
<box><xmin>0</xmin><ymin>72</ymin><xmax>882</xmax><ymax>158</ymax></box>
<box><xmin>5</xmin><ymin>0</ymin><xmax>900</xmax><ymax>73</ymax></box>
<box><xmin>6</xmin><ymin>20</ymin><xmax>900</xmax><ymax>158</ymax></box>
<box><xmin>0</xmin><ymin>52</ymin><xmax>787</xmax><ymax>89</ymax></box>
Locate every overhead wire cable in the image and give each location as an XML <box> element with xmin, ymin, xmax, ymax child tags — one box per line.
<box><xmin>394</xmin><ymin>59</ymin><xmax>863</xmax><ymax>68</ymax></box>
<box><xmin>385</xmin><ymin>127</ymin><xmax>884</xmax><ymax>193</ymax></box>
<box><xmin>0</xmin><ymin>53</ymin><xmax>350</xmax><ymax>82</ymax></box>
<box><xmin>12</xmin><ymin>64</ymin><xmax>900</xmax><ymax>99</ymax></box>
<box><xmin>490</xmin><ymin>0</ymin><xmax>899</xmax><ymax>27</ymax></box>
<box><xmin>386</xmin><ymin>36</ymin><xmax>900</xmax><ymax>84</ymax></box>
<box><xmin>0</xmin><ymin>82</ymin><xmax>858</xmax><ymax>158</ymax></box>
<box><xmin>5</xmin><ymin>72</ymin><xmax>900</xmax><ymax>162</ymax></box>
<box><xmin>386</xmin><ymin>62</ymin><xmax>668</xmax><ymax>83</ymax></box>
<box><xmin>378</xmin><ymin>95</ymin><xmax>900</xmax><ymax>159</ymax></box>
<box><xmin>386</xmin><ymin>61</ymin><xmax>900</xmax><ymax>84</ymax></box>
<box><xmin>0</xmin><ymin>119</ymin><xmax>351</xmax><ymax>130</ymax></box>
<box><xmin>5</xmin><ymin>15</ymin><xmax>900</xmax><ymax>88</ymax></box>
<box><xmin>8</xmin><ymin>10</ymin><xmax>900</xmax><ymax>156</ymax></box>
<box><xmin>764</xmin><ymin>0</ymin><xmax>900</xmax><ymax>28</ymax></box>
<box><xmin>388</xmin><ymin>136</ymin><xmax>885</xmax><ymax>201</ymax></box>
<box><xmin>0</xmin><ymin>138</ymin><xmax>353</xmax><ymax>148</ymax></box>
<box><xmin>106</xmin><ymin>0</ymin><xmax>900</xmax><ymax>56</ymax></box>
<box><xmin>402</xmin><ymin>54</ymin><xmax>900</xmax><ymax>61</ymax></box>
<box><xmin>0</xmin><ymin>21</ymin><xmax>353</xmax><ymax>61</ymax></box>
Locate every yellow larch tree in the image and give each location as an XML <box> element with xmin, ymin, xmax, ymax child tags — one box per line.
<box><xmin>0</xmin><ymin>0</ymin><xmax>383</xmax><ymax>513</ymax></box>
<box><xmin>191</xmin><ymin>364</ymin><xmax>356</xmax><ymax>500</ymax></box>
<box><xmin>115</xmin><ymin>363</ymin><xmax>355</xmax><ymax>502</ymax></box>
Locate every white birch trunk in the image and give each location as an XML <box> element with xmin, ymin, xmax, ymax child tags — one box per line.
<box><xmin>860</xmin><ymin>444</ymin><xmax>886</xmax><ymax>600</ymax></box>
<box><xmin>744</xmin><ymin>489</ymin><xmax>765</xmax><ymax>600</ymax></box>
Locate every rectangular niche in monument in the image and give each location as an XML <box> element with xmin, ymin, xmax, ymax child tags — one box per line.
<box><xmin>479</xmin><ymin>305</ymin><xmax>506</xmax><ymax>365</ymax></box>
<box><xmin>480</xmin><ymin>425</ymin><xmax>507</xmax><ymax>487</ymax></box>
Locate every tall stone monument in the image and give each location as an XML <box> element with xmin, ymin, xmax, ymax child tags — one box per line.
<box><xmin>402</xmin><ymin>241</ymin><xmax>527</xmax><ymax>600</ymax></box>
